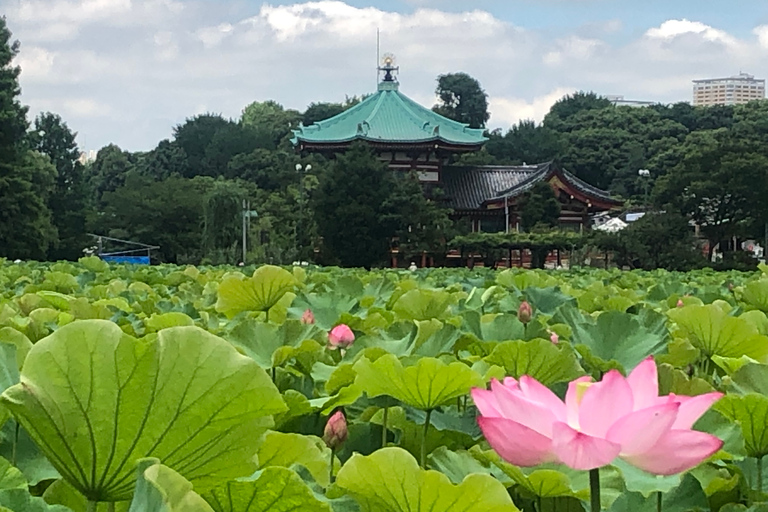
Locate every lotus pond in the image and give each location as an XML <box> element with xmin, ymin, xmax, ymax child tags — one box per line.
<box><xmin>1</xmin><ymin>257</ymin><xmax>768</xmax><ymax>511</ymax></box>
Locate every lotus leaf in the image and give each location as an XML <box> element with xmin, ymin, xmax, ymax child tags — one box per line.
<box><xmin>215</xmin><ymin>266</ymin><xmax>296</xmax><ymax>318</ymax></box>
<box><xmin>128</xmin><ymin>459</ymin><xmax>213</xmax><ymax>512</ymax></box>
<box><xmin>335</xmin><ymin>447</ymin><xmax>520</xmax><ymax>511</ymax></box>
<box><xmin>0</xmin><ymin>320</ymin><xmax>286</xmax><ymax>502</ymax></box>
<box><xmin>353</xmin><ymin>354</ymin><xmax>483</xmax><ymax>410</ymax></box>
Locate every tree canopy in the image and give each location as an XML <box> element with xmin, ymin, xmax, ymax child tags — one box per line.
<box><xmin>433</xmin><ymin>72</ymin><xmax>490</xmax><ymax>129</ymax></box>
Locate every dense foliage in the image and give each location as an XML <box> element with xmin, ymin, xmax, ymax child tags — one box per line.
<box><xmin>0</xmin><ymin>260</ymin><xmax>767</xmax><ymax>511</ymax></box>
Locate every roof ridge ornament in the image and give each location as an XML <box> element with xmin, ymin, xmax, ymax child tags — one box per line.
<box><xmin>379</xmin><ymin>53</ymin><xmax>399</xmax><ymax>83</ymax></box>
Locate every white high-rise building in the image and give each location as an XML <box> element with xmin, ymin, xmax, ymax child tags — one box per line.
<box><xmin>693</xmin><ymin>73</ymin><xmax>765</xmax><ymax>106</ymax></box>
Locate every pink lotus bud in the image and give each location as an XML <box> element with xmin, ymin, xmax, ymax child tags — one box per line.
<box><xmin>676</xmin><ymin>299</ymin><xmax>684</xmax><ymax>308</ymax></box>
<box><xmin>549</xmin><ymin>331</ymin><xmax>559</xmax><ymax>345</ymax></box>
<box><xmin>328</xmin><ymin>324</ymin><xmax>355</xmax><ymax>349</ymax></box>
<box><xmin>517</xmin><ymin>301</ymin><xmax>533</xmax><ymax>324</ymax></box>
<box><xmin>323</xmin><ymin>411</ymin><xmax>348</xmax><ymax>449</ymax></box>
<box><xmin>301</xmin><ymin>309</ymin><xmax>315</xmax><ymax>324</ymax></box>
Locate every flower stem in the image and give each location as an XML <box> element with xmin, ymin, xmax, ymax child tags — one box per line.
<box><xmin>12</xmin><ymin>422</ymin><xmax>19</xmax><ymax>466</ymax></box>
<box><xmin>329</xmin><ymin>448</ymin><xmax>335</xmax><ymax>485</ymax></box>
<box><xmin>421</xmin><ymin>409</ymin><xmax>432</xmax><ymax>468</ymax></box>
<box><xmin>381</xmin><ymin>406</ymin><xmax>388</xmax><ymax>448</ymax></box>
<box><xmin>86</xmin><ymin>501</ymin><xmax>97</xmax><ymax>512</ymax></box>
<box><xmin>589</xmin><ymin>468</ymin><xmax>600</xmax><ymax>512</ymax></box>
<box><xmin>108</xmin><ymin>503</ymin><xmax>115</xmax><ymax>512</ymax></box>
<box><xmin>758</xmin><ymin>455</ymin><xmax>764</xmax><ymax>494</ymax></box>
<box><xmin>656</xmin><ymin>491</ymin><xmax>662</xmax><ymax>512</ymax></box>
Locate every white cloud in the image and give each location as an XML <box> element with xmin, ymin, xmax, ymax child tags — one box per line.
<box><xmin>645</xmin><ymin>19</ymin><xmax>738</xmax><ymax>47</ymax></box>
<box><xmin>490</xmin><ymin>88</ymin><xmax>574</xmax><ymax>128</ymax></box>
<box><xmin>7</xmin><ymin>3</ymin><xmax>768</xmax><ymax>151</ymax></box>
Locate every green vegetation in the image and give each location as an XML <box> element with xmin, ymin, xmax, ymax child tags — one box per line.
<box><xmin>0</xmin><ymin>260</ymin><xmax>766</xmax><ymax>510</ymax></box>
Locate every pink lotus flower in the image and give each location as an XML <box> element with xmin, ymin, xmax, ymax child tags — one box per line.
<box><xmin>676</xmin><ymin>299</ymin><xmax>685</xmax><ymax>308</ymax></box>
<box><xmin>323</xmin><ymin>410</ymin><xmax>348</xmax><ymax>449</ymax></box>
<box><xmin>518</xmin><ymin>301</ymin><xmax>533</xmax><ymax>324</ymax></box>
<box><xmin>328</xmin><ymin>324</ymin><xmax>355</xmax><ymax>349</ymax></box>
<box><xmin>471</xmin><ymin>357</ymin><xmax>723</xmax><ymax>475</ymax></box>
<box><xmin>549</xmin><ymin>331</ymin><xmax>559</xmax><ymax>345</ymax></box>
<box><xmin>301</xmin><ymin>309</ymin><xmax>315</xmax><ymax>324</ymax></box>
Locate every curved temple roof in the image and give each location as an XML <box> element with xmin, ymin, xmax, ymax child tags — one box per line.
<box><xmin>291</xmin><ymin>81</ymin><xmax>487</xmax><ymax>148</ymax></box>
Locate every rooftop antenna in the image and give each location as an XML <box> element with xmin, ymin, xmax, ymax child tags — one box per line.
<box><xmin>376</xmin><ymin>28</ymin><xmax>380</xmax><ymax>86</ymax></box>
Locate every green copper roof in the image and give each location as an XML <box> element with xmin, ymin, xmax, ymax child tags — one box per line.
<box><xmin>291</xmin><ymin>81</ymin><xmax>487</xmax><ymax>147</ymax></box>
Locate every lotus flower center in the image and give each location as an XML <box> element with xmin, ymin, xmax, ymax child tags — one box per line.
<box><xmin>575</xmin><ymin>381</ymin><xmax>593</xmax><ymax>405</ymax></box>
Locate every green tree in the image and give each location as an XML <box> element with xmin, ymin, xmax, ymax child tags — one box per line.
<box><xmin>303</xmin><ymin>102</ymin><xmax>345</xmax><ymax>126</ymax></box>
<box><xmin>596</xmin><ymin>212</ymin><xmax>704</xmax><ymax>271</ymax></box>
<box><xmin>90</xmin><ymin>144</ymin><xmax>136</xmax><ymax>200</ymax></box>
<box><xmin>518</xmin><ymin>181</ymin><xmax>561</xmax><ymax>232</ymax></box>
<box><xmin>173</xmin><ymin>114</ymin><xmax>234</xmax><ymax>176</ymax></box>
<box><xmin>202</xmin><ymin>179</ymin><xmax>253</xmax><ymax>264</ymax></box>
<box><xmin>241</xmin><ymin>100</ymin><xmax>302</xmax><ymax>148</ymax></box>
<box><xmin>654</xmin><ymin>130</ymin><xmax>768</xmax><ymax>260</ymax></box>
<box><xmin>484</xmin><ymin>120</ymin><xmax>563</xmax><ymax>165</ymax></box>
<box><xmin>382</xmin><ymin>172</ymin><xmax>454</xmax><ymax>261</ymax></box>
<box><xmin>543</xmin><ymin>91</ymin><xmax>611</xmax><ymax>130</ymax></box>
<box><xmin>313</xmin><ymin>143</ymin><xmax>394</xmax><ymax>267</ymax></box>
<box><xmin>135</xmin><ymin>139</ymin><xmax>189</xmax><ymax>180</ymax></box>
<box><xmin>30</xmin><ymin>112</ymin><xmax>91</xmax><ymax>260</ymax></box>
<box><xmin>433</xmin><ymin>72</ymin><xmax>490</xmax><ymax>128</ymax></box>
<box><xmin>94</xmin><ymin>173</ymin><xmax>209</xmax><ymax>263</ymax></box>
<box><xmin>0</xmin><ymin>18</ymin><xmax>57</xmax><ymax>259</ymax></box>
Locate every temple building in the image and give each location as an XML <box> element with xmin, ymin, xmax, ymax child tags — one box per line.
<box><xmin>292</xmin><ymin>57</ymin><xmax>622</xmax><ymax>236</ymax></box>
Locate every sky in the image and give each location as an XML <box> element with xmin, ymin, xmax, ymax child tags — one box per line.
<box><xmin>6</xmin><ymin>0</ymin><xmax>768</xmax><ymax>152</ymax></box>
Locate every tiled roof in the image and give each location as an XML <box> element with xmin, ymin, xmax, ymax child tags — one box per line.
<box><xmin>442</xmin><ymin>162</ymin><xmax>620</xmax><ymax>210</ymax></box>
<box><xmin>291</xmin><ymin>81</ymin><xmax>487</xmax><ymax>147</ymax></box>
<box><xmin>441</xmin><ymin>164</ymin><xmax>548</xmax><ymax>210</ymax></box>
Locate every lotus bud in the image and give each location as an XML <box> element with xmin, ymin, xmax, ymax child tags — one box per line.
<box><xmin>676</xmin><ymin>299</ymin><xmax>684</xmax><ymax>308</ymax></box>
<box><xmin>328</xmin><ymin>324</ymin><xmax>355</xmax><ymax>349</ymax></box>
<box><xmin>323</xmin><ymin>410</ymin><xmax>348</xmax><ymax>450</ymax></box>
<box><xmin>301</xmin><ymin>309</ymin><xmax>315</xmax><ymax>324</ymax></box>
<box><xmin>517</xmin><ymin>301</ymin><xmax>533</xmax><ymax>324</ymax></box>
<box><xmin>549</xmin><ymin>331</ymin><xmax>559</xmax><ymax>345</ymax></box>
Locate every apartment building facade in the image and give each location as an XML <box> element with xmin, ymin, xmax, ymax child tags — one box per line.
<box><xmin>693</xmin><ymin>73</ymin><xmax>765</xmax><ymax>106</ymax></box>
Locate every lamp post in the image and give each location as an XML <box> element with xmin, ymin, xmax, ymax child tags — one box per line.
<box><xmin>638</xmin><ymin>169</ymin><xmax>651</xmax><ymax>210</ymax></box>
<box><xmin>295</xmin><ymin>163</ymin><xmax>312</xmax><ymax>261</ymax></box>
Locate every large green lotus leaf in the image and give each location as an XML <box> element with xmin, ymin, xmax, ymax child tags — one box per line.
<box><xmin>668</xmin><ymin>305</ymin><xmax>768</xmax><ymax>361</ymax></box>
<box><xmin>740</xmin><ymin>280</ymin><xmax>768</xmax><ymax>313</ymax></box>
<box><xmin>0</xmin><ymin>320</ymin><xmax>286</xmax><ymax>502</ymax></box>
<box><xmin>569</xmin><ymin>309</ymin><xmax>668</xmax><ymax>371</ymax></box>
<box><xmin>657</xmin><ymin>363</ymin><xmax>714</xmax><ymax>397</ymax></box>
<box><xmin>128</xmin><ymin>459</ymin><xmax>213</xmax><ymax>512</ymax></box>
<box><xmin>607</xmin><ymin>474</ymin><xmax>708</xmax><ymax>512</ymax></box>
<box><xmin>471</xmin><ymin>447</ymin><xmax>623</xmax><ymax>508</ymax></box>
<box><xmin>215</xmin><ymin>266</ymin><xmax>296</xmax><ymax>317</ymax></box>
<box><xmin>720</xmin><ymin>505</ymin><xmax>768</xmax><ymax>512</ymax></box>
<box><xmin>524</xmin><ymin>287</ymin><xmax>576</xmax><ymax>315</ymax></box>
<box><xmin>288</xmin><ymin>292</ymin><xmax>358</xmax><ymax>331</ymax></box>
<box><xmin>741</xmin><ymin>310</ymin><xmax>768</xmax><ymax>335</ymax></box>
<box><xmin>611</xmin><ymin>459</ymin><xmax>682</xmax><ymax>496</ymax></box>
<box><xmin>0</xmin><ymin>327</ymin><xmax>32</xmax><ymax>370</ymax></box>
<box><xmin>0</xmin><ymin>420</ymin><xmax>59</xmax><ymax>485</ymax></box>
<box><xmin>353</xmin><ymin>355</ymin><xmax>484</xmax><ymax>410</ymax></box>
<box><xmin>35</xmin><ymin>292</ymin><xmax>73</xmax><ymax>311</ymax></box>
<box><xmin>43</xmin><ymin>479</ymin><xmax>129</xmax><ymax>512</ymax></box>
<box><xmin>204</xmin><ymin>467</ymin><xmax>332</xmax><ymax>512</ymax></box>
<box><xmin>0</xmin><ymin>455</ymin><xmax>26</xmax><ymax>490</ymax></box>
<box><xmin>483</xmin><ymin>339</ymin><xmax>585</xmax><ymax>387</ymax></box>
<box><xmin>714</xmin><ymin>394</ymin><xmax>768</xmax><ymax>458</ymax></box>
<box><xmin>335</xmin><ymin>447</ymin><xmax>520</xmax><ymax>511</ymax></box>
<box><xmin>391</xmin><ymin>289</ymin><xmax>453</xmax><ymax>321</ymax></box>
<box><xmin>143</xmin><ymin>313</ymin><xmax>195</xmax><ymax>332</ymax></box>
<box><xmin>427</xmin><ymin>446</ymin><xmax>510</xmax><ymax>486</ymax></box>
<box><xmin>412</xmin><ymin>320</ymin><xmax>460</xmax><ymax>357</ymax></box>
<box><xmin>729</xmin><ymin>363</ymin><xmax>768</xmax><ymax>395</ymax></box>
<box><xmin>273</xmin><ymin>391</ymin><xmax>312</xmax><ymax>430</ymax></box>
<box><xmin>0</xmin><ymin>489</ymin><xmax>72</xmax><ymax>512</ymax></box>
<box><xmin>255</xmin><ymin>432</ymin><xmax>330</xmax><ymax>488</ymax></box>
<box><xmin>227</xmin><ymin>319</ymin><xmax>323</xmax><ymax>369</ymax></box>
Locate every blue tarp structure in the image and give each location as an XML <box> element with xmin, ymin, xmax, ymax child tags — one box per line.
<box><xmin>90</xmin><ymin>234</ymin><xmax>158</xmax><ymax>265</ymax></box>
<box><xmin>101</xmin><ymin>255</ymin><xmax>151</xmax><ymax>265</ymax></box>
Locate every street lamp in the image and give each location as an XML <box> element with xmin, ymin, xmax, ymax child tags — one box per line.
<box><xmin>295</xmin><ymin>163</ymin><xmax>313</xmax><ymax>260</ymax></box>
<box><xmin>638</xmin><ymin>169</ymin><xmax>651</xmax><ymax>210</ymax></box>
